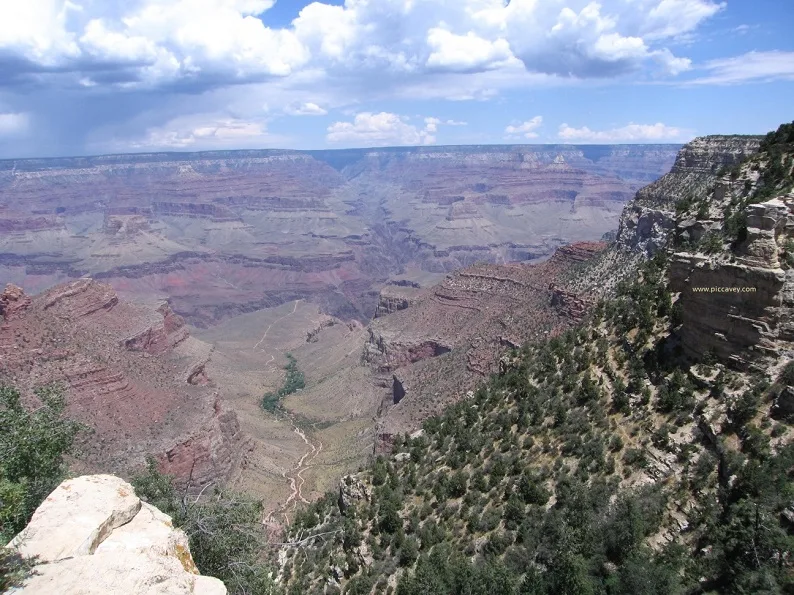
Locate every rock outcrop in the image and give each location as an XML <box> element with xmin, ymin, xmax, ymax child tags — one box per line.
<box><xmin>5</xmin><ymin>474</ymin><xmax>226</xmax><ymax>594</ymax></box>
<box><xmin>0</xmin><ymin>283</ymin><xmax>30</xmax><ymax>321</ymax></box>
<box><xmin>367</xmin><ymin>241</ymin><xmax>607</xmax><ymax>443</ymax></box>
<box><xmin>0</xmin><ymin>280</ymin><xmax>246</xmax><ymax>487</ymax></box>
<box><xmin>670</xmin><ymin>194</ymin><xmax>794</xmax><ymax>368</ymax></box>
<box><xmin>617</xmin><ymin>136</ymin><xmax>761</xmax><ymax>255</ymax></box>
<box><xmin>374</xmin><ymin>286</ymin><xmax>422</xmax><ymax>318</ymax></box>
<box><xmin>338</xmin><ymin>475</ymin><xmax>370</xmax><ymax>513</ymax></box>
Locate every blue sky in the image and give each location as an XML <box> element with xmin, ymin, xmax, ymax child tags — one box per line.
<box><xmin>0</xmin><ymin>0</ymin><xmax>792</xmax><ymax>158</ymax></box>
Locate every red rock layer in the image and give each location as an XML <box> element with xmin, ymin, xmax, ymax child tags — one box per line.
<box><xmin>0</xmin><ymin>281</ymin><xmax>246</xmax><ymax>487</ymax></box>
<box><xmin>367</xmin><ymin>242</ymin><xmax>606</xmax><ymax>445</ymax></box>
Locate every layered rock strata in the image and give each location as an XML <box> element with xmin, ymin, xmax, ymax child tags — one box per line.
<box><xmin>617</xmin><ymin>136</ymin><xmax>761</xmax><ymax>255</ymax></box>
<box><xmin>367</xmin><ymin>242</ymin><xmax>606</xmax><ymax>444</ymax></box>
<box><xmin>0</xmin><ymin>281</ymin><xmax>245</xmax><ymax>486</ymax></box>
<box><xmin>0</xmin><ymin>145</ymin><xmax>678</xmax><ymax>326</ymax></box>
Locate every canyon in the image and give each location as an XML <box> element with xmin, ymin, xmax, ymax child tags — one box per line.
<box><xmin>0</xmin><ymin>144</ymin><xmax>682</xmax><ymax>515</ymax></box>
<box><xmin>0</xmin><ymin>145</ymin><xmax>677</xmax><ymax>326</ymax></box>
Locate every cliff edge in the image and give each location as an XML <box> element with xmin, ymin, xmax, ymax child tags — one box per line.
<box><xmin>4</xmin><ymin>475</ymin><xmax>226</xmax><ymax>594</ymax></box>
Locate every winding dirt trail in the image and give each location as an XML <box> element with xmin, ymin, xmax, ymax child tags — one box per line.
<box><xmin>264</xmin><ymin>417</ymin><xmax>323</xmax><ymax>526</ymax></box>
<box><xmin>253</xmin><ymin>299</ymin><xmax>301</xmax><ymax>352</ymax></box>
<box><xmin>254</xmin><ymin>298</ymin><xmax>326</xmax><ymax>526</ymax></box>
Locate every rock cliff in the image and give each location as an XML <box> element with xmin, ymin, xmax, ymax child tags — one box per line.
<box><xmin>0</xmin><ymin>281</ymin><xmax>246</xmax><ymax>487</ymax></box>
<box><xmin>616</xmin><ymin>136</ymin><xmax>761</xmax><ymax>255</ymax></box>
<box><xmin>5</xmin><ymin>474</ymin><xmax>226</xmax><ymax>594</ymax></box>
<box><xmin>667</xmin><ymin>130</ymin><xmax>794</xmax><ymax>368</ymax></box>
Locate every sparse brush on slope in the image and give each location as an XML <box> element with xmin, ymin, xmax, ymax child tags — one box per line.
<box><xmin>277</xmin><ymin>124</ymin><xmax>794</xmax><ymax>595</ymax></box>
<box><xmin>281</xmin><ymin>256</ymin><xmax>794</xmax><ymax>595</ymax></box>
<box><xmin>132</xmin><ymin>458</ymin><xmax>280</xmax><ymax>595</ymax></box>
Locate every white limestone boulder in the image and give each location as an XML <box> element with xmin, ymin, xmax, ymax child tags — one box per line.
<box><xmin>5</xmin><ymin>474</ymin><xmax>227</xmax><ymax>595</ymax></box>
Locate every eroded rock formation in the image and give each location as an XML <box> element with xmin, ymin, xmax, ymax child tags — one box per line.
<box><xmin>617</xmin><ymin>136</ymin><xmax>761</xmax><ymax>255</ymax></box>
<box><xmin>0</xmin><ymin>280</ymin><xmax>246</xmax><ymax>486</ymax></box>
<box><xmin>0</xmin><ymin>145</ymin><xmax>677</xmax><ymax>326</ymax></box>
<box><xmin>671</xmin><ymin>193</ymin><xmax>794</xmax><ymax>368</ymax></box>
<box><xmin>367</xmin><ymin>242</ymin><xmax>607</xmax><ymax>443</ymax></box>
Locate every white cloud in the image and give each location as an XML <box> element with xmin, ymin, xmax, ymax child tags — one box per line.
<box><xmin>640</xmin><ymin>0</ymin><xmax>725</xmax><ymax>39</ymax></box>
<box><xmin>0</xmin><ymin>0</ymin><xmax>80</xmax><ymax>66</ymax></box>
<box><xmin>426</xmin><ymin>28</ymin><xmax>515</xmax><ymax>72</ymax></box>
<box><xmin>0</xmin><ymin>0</ymin><xmax>735</xmax><ymax>155</ymax></box>
<box><xmin>327</xmin><ymin>112</ymin><xmax>437</xmax><ymax>146</ymax></box>
<box><xmin>506</xmin><ymin>116</ymin><xmax>543</xmax><ymax>139</ymax></box>
<box><xmin>446</xmin><ymin>88</ymin><xmax>499</xmax><ymax>102</ymax></box>
<box><xmin>284</xmin><ymin>102</ymin><xmax>328</xmax><ymax>116</ymax></box>
<box><xmin>688</xmin><ymin>50</ymin><xmax>794</xmax><ymax>85</ymax></box>
<box><xmin>128</xmin><ymin>115</ymin><xmax>273</xmax><ymax>149</ymax></box>
<box><xmin>558</xmin><ymin>122</ymin><xmax>690</xmax><ymax>142</ymax></box>
<box><xmin>424</xmin><ymin>117</ymin><xmax>441</xmax><ymax>133</ymax></box>
<box><xmin>499</xmin><ymin>0</ymin><xmax>714</xmax><ymax>78</ymax></box>
<box><xmin>0</xmin><ymin>113</ymin><xmax>29</xmax><ymax>136</ymax></box>
<box><xmin>0</xmin><ymin>0</ymin><xmax>722</xmax><ymax>90</ymax></box>
<box><xmin>0</xmin><ymin>0</ymin><xmax>306</xmax><ymax>88</ymax></box>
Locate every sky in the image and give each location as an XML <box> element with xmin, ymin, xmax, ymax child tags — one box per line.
<box><xmin>0</xmin><ymin>0</ymin><xmax>792</xmax><ymax>158</ymax></box>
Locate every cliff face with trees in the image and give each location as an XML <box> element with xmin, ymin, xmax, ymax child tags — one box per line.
<box><xmin>277</xmin><ymin>124</ymin><xmax>794</xmax><ymax>595</ymax></box>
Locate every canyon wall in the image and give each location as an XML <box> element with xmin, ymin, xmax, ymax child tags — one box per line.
<box><xmin>0</xmin><ymin>145</ymin><xmax>678</xmax><ymax>326</ymax></box>
<box><xmin>0</xmin><ymin>280</ymin><xmax>246</xmax><ymax>486</ymax></box>
<box><xmin>616</xmin><ymin>136</ymin><xmax>761</xmax><ymax>255</ymax></box>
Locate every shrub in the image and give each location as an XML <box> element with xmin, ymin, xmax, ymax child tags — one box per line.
<box><xmin>779</xmin><ymin>361</ymin><xmax>794</xmax><ymax>385</ymax></box>
<box><xmin>0</xmin><ymin>384</ymin><xmax>83</xmax><ymax>543</ymax></box>
<box><xmin>261</xmin><ymin>353</ymin><xmax>305</xmax><ymax>412</ymax></box>
<box><xmin>132</xmin><ymin>459</ymin><xmax>279</xmax><ymax>595</ymax></box>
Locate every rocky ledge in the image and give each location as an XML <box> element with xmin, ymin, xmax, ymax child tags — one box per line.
<box><xmin>617</xmin><ymin>135</ymin><xmax>762</xmax><ymax>255</ymax></box>
<box><xmin>671</xmin><ymin>194</ymin><xmax>794</xmax><ymax>368</ymax></box>
<box><xmin>5</xmin><ymin>475</ymin><xmax>226</xmax><ymax>594</ymax></box>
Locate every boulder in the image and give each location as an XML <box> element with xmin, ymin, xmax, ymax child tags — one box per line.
<box><xmin>5</xmin><ymin>475</ymin><xmax>227</xmax><ymax>595</ymax></box>
<box><xmin>338</xmin><ymin>475</ymin><xmax>370</xmax><ymax>513</ymax></box>
<box><xmin>0</xmin><ymin>284</ymin><xmax>31</xmax><ymax>321</ymax></box>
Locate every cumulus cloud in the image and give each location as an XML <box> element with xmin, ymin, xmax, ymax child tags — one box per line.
<box><xmin>505</xmin><ymin>116</ymin><xmax>544</xmax><ymax>139</ymax></box>
<box><xmin>688</xmin><ymin>50</ymin><xmax>794</xmax><ymax>85</ymax></box>
<box><xmin>284</xmin><ymin>102</ymin><xmax>328</xmax><ymax>116</ymax></box>
<box><xmin>126</xmin><ymin>115</ymin><xmax>274</xmax><ymax>150</ymax></box>
<box><xmin>0</xmin><ymin>0</ymin><xmax>719</xmax><ymax>89</ymax></box>
<box><xmin>558</xmin><ymin>122</ymin><xmax>690</xmax><ymax>142</ymax></box>
<box><xmin>500</xmin><ymin>0</ymin><xmax>714</xmax><ymax>78</ymax></box>
<box><xmin>327</xmin><ymin>112</ymin><xmax>446</xmax><ymax>146</ymax></box>
<box><xmin>426</xmin><ymin>28</ymin><xmax>516</xmax><ymax>72</ymax></box>
<box><xmin>0</xmin><ymin>0</ymin><xmax>306</xmax><ymax>88</ymax></box>
<box><xmin>0</xmin><ymin>0</ymin><xmax>735</xmax><ymax>154</ymax></box>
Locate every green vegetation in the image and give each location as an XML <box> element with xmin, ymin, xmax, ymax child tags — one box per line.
<box><xmin>0</xmin><ymin>385</ymin><xmax>83</xmax><ymax>543</ymax></box>
<box><xmin>753</xmin><ymin>123</ymin><xmax>794</xmax><ymax>200</ymax></box>
<box><xmin>132</xmin><ymin>458</ymin><xmax>279</xmax><ymax>595</ymax></box>
<box><xmin>261</xmin><ymin>353</ymin><xmax>306</xmax><ymax>413</ymax></box>
<box><xmin>279</xmin><ymin>253</ymin><xmax>794</xmax><ymax>594</ymax></box>
<box><xmin>0</xmin><ymin>384</ymin><xmax>83</xmax><ymax>588</ymax></box>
